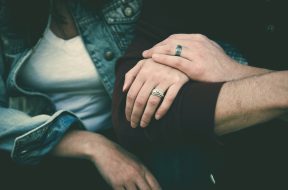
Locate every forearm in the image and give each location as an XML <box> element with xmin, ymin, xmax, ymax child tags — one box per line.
<box><xmin>229</xmin><ymin>63</ymin><xmax>272</xmax><ymax>81</ymax></box>
<box><xmin>215</xmin><ymin>71</ymin><xmax>288</xmax><ymax>135</ymax></box>
<box><xmin>51</xmin><ymin>129</ymin><xmax>105</xmax><ymax>161</ymax></box>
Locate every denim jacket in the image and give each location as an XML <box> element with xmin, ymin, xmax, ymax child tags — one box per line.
<box><xmin>0</xmin><ymin>0</ymin><xmax>142</xmax><ymax>164</ymax></box>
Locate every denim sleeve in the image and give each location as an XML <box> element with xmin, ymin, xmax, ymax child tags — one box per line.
<box><xmin>0</xmin><ymin>62</ymin><xmax>82</xmax><ymax>164</ymax></box>
<box><xmin>0</xmin><ymin>4</ymin><xmax>83</xmax><ymax>164</ymax></box>
<box><xmin>0</xmin><ymin>108</ymin><xmax>81</xmax><ymax>165</ymax></box>
<box><xmin>0</xmin><ymin>67</ymin><xmax>82</xmax><ymax>165</ymax></box>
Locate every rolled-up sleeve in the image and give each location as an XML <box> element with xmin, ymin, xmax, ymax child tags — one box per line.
<box><xmin>112</xmin><ymin>35</ymin><xmax>224</xmax><ymax>150</ymax></box>
<box><xmin>0</xmin><ymin>108</ymin><xmax>82</xmax><ymax>165</ymax></box>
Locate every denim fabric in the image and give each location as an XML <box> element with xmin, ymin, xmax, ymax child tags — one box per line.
<box><xmin>0</xmin><ymin>0</ymin><xmax>142</xmax><ymax>164</ymax></box>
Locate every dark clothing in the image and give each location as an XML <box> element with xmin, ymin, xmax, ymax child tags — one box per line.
<box><xmin>112</xmin><ymin>34</ymin><xmax>224</xmax><ymax>150</ymax></box>
<box><xmin>112</xmin><ymin>0</ymin><xmax>288</xmax><ymax>189</ymax></box>
<box><xmin>139</xmin><ymin>0</ymin><xmax>287</xmax><ymax>71</ymax></box>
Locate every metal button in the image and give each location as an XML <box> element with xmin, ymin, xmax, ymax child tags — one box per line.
<box><xmin>266</xmin><ymin>24</ymin><xmax>275</xmax><ymax>32</ymax></box>
<box><xmin>124</xmin><ymin>6</ymin><xmax>133</xmax><ymax>17</ymax></box>
<box><xmin>104</xmin><ymin>51</ymin><xmax>114</xmax><ymax>61</ymax></box>
<box><xmin>210</xmin><ymin>174</ymin><xmax>216</xmax><ymax>184</ymax></box>
<box><xmin>21</xmin><ymin>150</ymin><xmax>28</xmax><ymax>154</ymax></box>
<box><xmin>107</xmin><ymin>17</ymin><xmax>115</xmax><ymax>23</ymax></box>
<box><xmin>3</xmin><ymin>39</ymin><xmax>9</xmax><ymax>45</ymax></box>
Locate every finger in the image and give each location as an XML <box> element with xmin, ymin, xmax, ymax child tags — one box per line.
<box><xmin>135</xmin><ymin>178</ymin><xmax>151</xmax><ymax>190</ymax></box>
<box><xmin>155</xmin><ymin>84</ymin><xmax>183</xmax><ymax>120</ymax></box>
<box><xmin>123</xmin><ymin>60</ymin><xmax>144</xmax><ymax>92</ymax></box>
<box><xmin>140</xmin><ymin>84</ymin><xmax>169</xmax><ymax>128</ymax></box>
<box><xmin>145</xmin><ymin>171</ymin><xmax>162</xmax><ymax>190</ymax></box>
<box><xmin>126</xmin><ymin>75</ymin><xmax>145</xmax><ymax>122</ymax></box>
<box><xmin>143</xmin><ymin>34</ymin><xmax>209</xmax><ymax>57</ymax></box>
<box><xmin>142</xmin><ymin>44</ymin><xmax>166</xmax><ymax>58</ymax></box>
<box><xmin>130</xmin><ymin>81</ymin><xmax>156</xmax><ymax>128</ymax></box>
<box><xmin>143</xmin><ymin>43</ymin><xmax>190</xmax><ymax>60</ymax></box>
<box><xmin>152</xmin><ymin>54</ymin><xmax>192</xmax><ymax>74</ymax></box>
<box><xmin>114</xmin><ymin>185</ymin><xmax>126</xmax><ymax>190</ymax></box>
<box><xmin>124</xmin><ymin>183</ymin><xmax>138</xmax><ymax>190</ymax></box>
<box><xmin>144</xmin><ymin>34</ymin><xmax>192</xmax><ymax>52</ymax></box>
<box><xmin>151</xmin><ymin>34</ymin><xmax>191</xmax><ymax>47</ymax></box>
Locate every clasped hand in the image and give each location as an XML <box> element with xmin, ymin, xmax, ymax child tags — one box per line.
<box><xmin>123</xmin><ymin>34</ymin><xmax>241</xmax><ymax>128</ymax></box>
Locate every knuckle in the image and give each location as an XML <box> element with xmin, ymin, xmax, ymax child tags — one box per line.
<box><xmin>127</xmin><ymin>93</ymin><xmax>135</xmax><ymax>102</ymax></box>
<box><xmin>174</xmin><ymin>57</ymin><xmax>183</xmax><ymax>67</ymax></box>
<box><xmin>168</xmin><ymin>34</ymin><xmax>177</xmax><ymax>39</ymax></box>
<box><xmin>148</xmin><ymin>98</ymin><xmax>159</xmax><ymax>107</ymax></box>
<box><xmin>125</xmin><ymin>73</ymin><xmax>131</xmax><ymax>80</ymax></box>
<box><xmin>131</xmin><ymin>165</ymin><xmax>142</xmax><ymax>175</ymax></box>
<box><xmin>142</xmin><ymin>113</ymin><xmax>152</xmax><ymax>122</ymax></box>
<box><xmin>135</xmin><ymin>99</ymin><xmax>144</xmax><ymax>107</ymax></box>
<box><xmin>164</xmin><ymin>45</ymin><xmax>172</xmax><ymax>54</ymax></box>
<box><xmin>195</xmin><ymin>34</ymin><xmax>207</xmax><ymax>41</ymax></box>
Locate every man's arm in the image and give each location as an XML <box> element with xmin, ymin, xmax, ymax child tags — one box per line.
<box><xmin>215</xmin><ymin>71</ymin><xmax>288</xmax><ymax>135</ymax></box>
<box><xmin>112</xmin><ymin>34</ymin><xmax>287</xmax><ymax>149</ymax></box>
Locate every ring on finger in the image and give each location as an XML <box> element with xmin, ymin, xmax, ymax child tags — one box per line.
<box><xmin>175</xmin><ymin>45</ymin><xmax>182</xmax><ymax>56</ymax></box>
<box><xmin>151</xmin><ymin>88</ymin><xmax>165</xmax><ymax>98</ymax></box>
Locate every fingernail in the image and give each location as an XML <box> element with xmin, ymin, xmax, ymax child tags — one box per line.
<box><xmin>155</xmin><ymin>114</ymin><xmax>161</xmax><ymax>120</ymax></box>
<box><xmin>131</xmin><ymin>122</ymin><xmax>137</xmax><ymax>128</ymax></box>
<box><xmin>140</xmin><ymin>122</ymin><xmax>147</xmax><ymax>128</ymax></box>
<box><xmin>142</xmin><ymin>50</ymin><xmax>148</xmax><ymax>56</ymax></box>
<box><xmin>122</xmin><ymin>85</ymin><xmax>126</xmax><ymax>92</ymax></box>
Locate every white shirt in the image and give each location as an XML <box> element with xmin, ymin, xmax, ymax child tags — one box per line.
<box><xmin>18</xmin><ymin>22</ymin><xmax>112</xmax><ymax>132</ymax></box>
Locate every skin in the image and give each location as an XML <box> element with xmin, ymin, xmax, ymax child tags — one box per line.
<box><xmin>52</xmin><ymin>130</ymin><xmax>160</xmax><ymax>190</ymax></box>
<box><xmin>124</xmin><ymin>34</ymin><xmax>288</xmax><ymax>135</ymax></box>
<box><xmin>124</xmin><ymin>59</ymin><xmax>188</xmax><ymax>128</ymax></box>
<box><xmin>49</xmin><ymin>1</ymin><xmax>161</xmax><ymax>189</ymax></box>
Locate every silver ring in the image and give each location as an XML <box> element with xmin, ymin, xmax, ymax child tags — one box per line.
<box><xmin>175</xmin><ymin>45</ymin><xmax>182</xmax><ymax>56</ymax></box>
<box><xmin>151</xmin><ymin>88</ymin><xmax>165</xmax><ymax>98</ymax></box>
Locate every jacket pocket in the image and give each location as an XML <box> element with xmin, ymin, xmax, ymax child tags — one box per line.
<box><xmin>102</xmin><ymin>0</ymin><xmax>142</xmax><ymax>51</ymax></box>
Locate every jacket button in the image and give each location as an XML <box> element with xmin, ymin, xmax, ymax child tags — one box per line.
<box><xmin>210</xmin><ymin>174</ymin><xmax>216</xmax><ymax>184</ymax></box>
<box><xmin>124</xmin><ymin>7</ymin><xmax>133</xmax><ymax>17</ymax></box>
<box><xmin>21</xmin><ymin>150</ymin><xmax>28</xmax><ymax>154</ymax></box>
<box><xmin>107</xmin><ymin>17</ymin><xmax>115</xmax><ymax>23</ymax></box>
<box><xmin>266</xmin><ymin>24</ymin><xmax>275</xmax><ymax>33</ymax></box>
<box><xmin>104</xmin><ymin>51</ymin><xmax>114</xmax><ymax>61</ymax></box>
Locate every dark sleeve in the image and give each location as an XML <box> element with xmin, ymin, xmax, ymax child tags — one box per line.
<box><xmin>112</xmin><ymin>35</ymin><xmax>224</xmax><ymax>150</ymax></box>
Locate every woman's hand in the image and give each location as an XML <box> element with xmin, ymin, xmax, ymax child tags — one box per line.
<box><xmin>52</xmin><ymin>130</ymin><xmax>161</xmax><ymax>190</ymax></box>
<box><xmin>142</xmin><ymin>34</ymin><xmax>243</xmax><ymax>82</ymax></box>
<box><xmin>123</xmin><ymin>59</ymin><xmax>189</xmax><ymax>127</ymax></box>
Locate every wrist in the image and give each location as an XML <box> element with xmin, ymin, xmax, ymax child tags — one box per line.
<box><xmin>228</xmin><ymin>62</ymin><xmax>271</xmax><ymax>81</ymax></box>
<box><xmin>86</xmin><ymin>133</ymin><xmax>117</xmax><ymax>164</ymax></box>
<box><xmin>52</xmin><ymin>130</ymin><xmax>104</xmax><ymax>161</ymax></box>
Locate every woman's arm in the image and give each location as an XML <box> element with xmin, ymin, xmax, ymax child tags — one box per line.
<box><xmin>52</xmin><ymin>129</ymin><xmax>161</xmax><ymax>190</ymax></box>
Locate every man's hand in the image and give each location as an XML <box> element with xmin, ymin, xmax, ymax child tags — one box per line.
<box><xmin>52</xmin><ymin>130</ymin><xmax>161</xmax><ymax>190</ymax></box>
<box><xmin>123</xmin><ymin>59</ymin><xmax>189</xmax><ymax>126</ymax></box>
<box><xmin>143</xmin><ymin>34</ymin><xmax>259</xmax><ymax>82</ymax></box>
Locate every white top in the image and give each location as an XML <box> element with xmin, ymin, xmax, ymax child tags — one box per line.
<box><xmin>18</xmin><ymin>22</ymin><xmax>112</xmax><ymax>132</ymax></box>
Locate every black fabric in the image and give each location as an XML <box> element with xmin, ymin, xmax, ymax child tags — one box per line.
<box><xmin>112</xmin><ymin>0</ymin><xmax>288</xmax><ymax>189</ymax></box>
<box><xmin>112</xmin><ymin>34</ymin><xmax>224</xmax><ymax>151</ymax></box>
